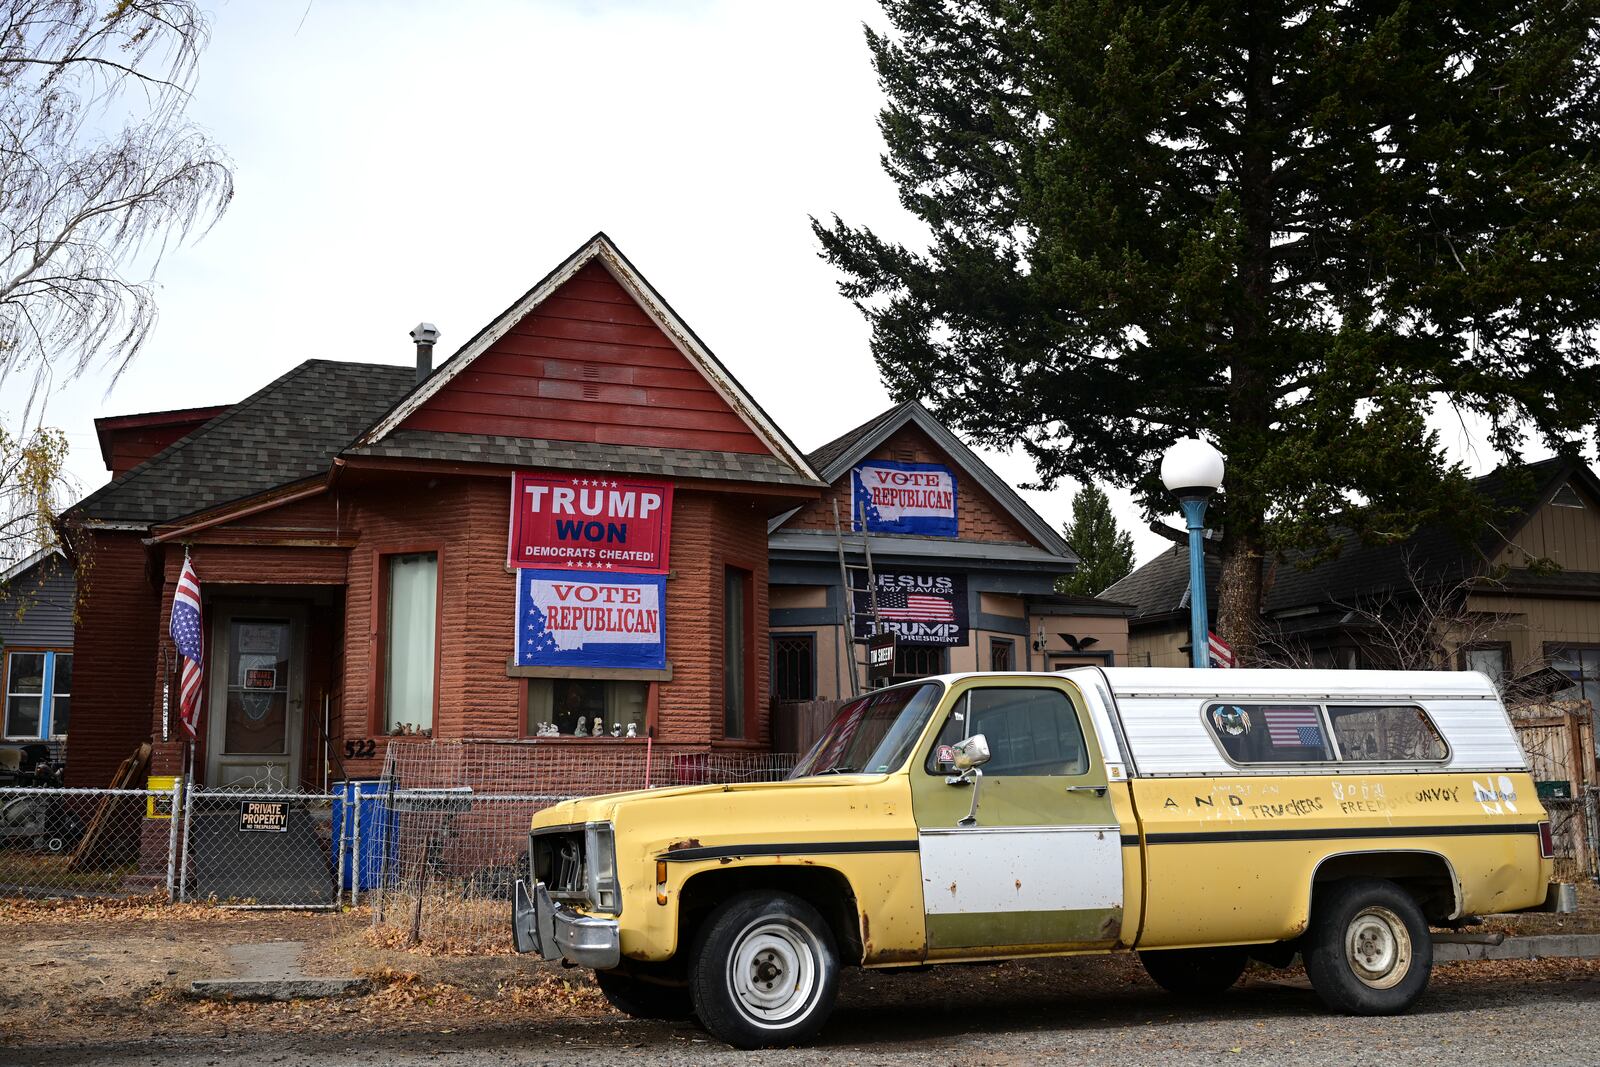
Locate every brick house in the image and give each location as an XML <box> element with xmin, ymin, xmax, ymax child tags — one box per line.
<box><xmin>63</xmin><ymin>233</ymin><xmax>824</xmax><ymax>793</ymax></box>
<box><xmin>767</xmin><ymin>401</ymin><xmax>1135</xmax><ymax>712</ymax></box>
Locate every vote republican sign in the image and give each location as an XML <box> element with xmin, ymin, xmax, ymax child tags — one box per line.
<box><xmin>515</xmin><ymin>569</ymin><xmax>666</xmax><ymax>670</ymax></box>
<box><xmin>851</xmin><ymin>461</ymin><xmax>958</xmax><ymax>537</ymax></box>
<box><xmin>509</xmin><ymin>472</ymin><xmax>673</xmax><ymax>573</ymax></box>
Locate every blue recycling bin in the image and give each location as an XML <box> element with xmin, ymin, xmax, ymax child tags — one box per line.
<box><xmin>332</xmin><ymin>780</ymin><xmax>393</xmax><ymax>892</ymax></box>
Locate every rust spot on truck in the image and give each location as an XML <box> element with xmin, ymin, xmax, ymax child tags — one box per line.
<box><xmin>1015</xmin><ymin>879</ymin><xmax>1022</xmax><ymax>891</ymax></box>
<box><xmin>867</xmin><ymin>946</ymin><xmax>924</xmax><ymax>965</ymax></box>
<box><xmin>666</xmin><ymin>838</ymin><xmax>701</xmax><ymax>853</ymax></box>
<box><xmin>948</xmin><ymin>881</ymin><xmax>958</xmax><ymax>896</ymax></box>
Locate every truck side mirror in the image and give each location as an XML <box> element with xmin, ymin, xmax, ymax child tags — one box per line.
<box><xmin>952</xmin><ymin>733</ymin><xmax>991</xmax><ymax>770</ymax></box>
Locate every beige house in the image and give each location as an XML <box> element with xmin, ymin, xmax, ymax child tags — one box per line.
<box><xmin>1106</xmin><ymin>457</ymin><xmax>1600</xmax><ymax>714</ymax></box>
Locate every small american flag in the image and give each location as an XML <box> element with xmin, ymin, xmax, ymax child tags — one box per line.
<box><xmin>1208</xmin><ymin>631</ymin><xmax>1234</xmax><ymax>668</ymax></box>
<box><xmin>1263</xmin><ymin>706</ymin><xmax>1323</xmax><ymax>748</ymax></box>
<box><xmin>878</xmin><ymin>589</ymin><xmax>956</xmax><ymax>622</ymax></box>
<box><xmin>170</xmin><ymin>555</ymin><xmax>204</xmax><ymax>738</ymax></box>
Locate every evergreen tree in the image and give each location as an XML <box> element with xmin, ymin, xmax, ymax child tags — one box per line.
<box><xmin>815</xmin><ymin>1</ymin><xmax>1600</xmax><ymax>660</ymax></box>
<box><xmin>1058</xmin><ymin>484</ymin><xmax>1135</xmax><ymax>596</ymax></box>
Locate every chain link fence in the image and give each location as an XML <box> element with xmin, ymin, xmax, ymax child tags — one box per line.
<box><xmin>0</xmin><ymin>785</ymin><xmax>179</xmax><ymax>897</ymax></box>
<box><xmin>1545</xmin><ymin>788</ymin><xmax>1599</xmax><ymax>885</ymax></box>
<box><xmin>369</xmin><ymin>742</ymin><xmax>799</xmax><ymax>951</ymax></box>
<box><xmin>176</xmin><ymin>788</ymin><xmax>340</xmax><ymax>908</ymax></box>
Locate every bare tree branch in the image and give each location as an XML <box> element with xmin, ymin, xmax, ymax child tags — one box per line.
<box><xmin>0</xmin><ymin>0</ymin><xmax>232</xmax><ymax>421</ymax></box>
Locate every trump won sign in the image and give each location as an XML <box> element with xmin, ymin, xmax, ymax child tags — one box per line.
<box><xmin>851</xmin><ymin>461</ymin><xmax>958</xmax><ymax>537</ymax></box>
<box><xmin>509</xmin><ymin>471</ymin><xmax>673</xmax><ymax>573</ymax></box>
<box><xmin>515</xmin><ymin>569</ymin><xmax>667</xmax><ymax>670</ymax></box>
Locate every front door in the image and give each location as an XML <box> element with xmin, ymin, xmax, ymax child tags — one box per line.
<box><xmin>911</xmin><ymin>677</ymin><xmax>1124</xmax><ymax>957</ymax></box>
<box><xmin>205</xmin><ymin>607</ymin><xmax>306</xmax><ymax>790</ymax></box>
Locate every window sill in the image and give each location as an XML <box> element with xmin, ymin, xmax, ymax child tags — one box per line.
<box><xmin>520</xmin><ymin>735</ymin><xmax>650</xmax><ymax>743</ymax></box>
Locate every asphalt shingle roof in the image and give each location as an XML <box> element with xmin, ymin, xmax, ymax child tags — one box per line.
<box><xmin>1103</xmin><ymin>456</ymin><xmax>1588</xmax><ymax>619</ymax></box>
<box><xmin>805</xmin><ymin>402</ymin><xmax>918</xmax><ymax>475</ymax></box>
<box><xmin>72</xmin><ymin>360</ymin><xmax>417</xmax><ymax>527</ymax></box>
<box><xmin>344</xmin><ymin>431</ymin><xmax>821</xmax><ymax>487</ymax></box>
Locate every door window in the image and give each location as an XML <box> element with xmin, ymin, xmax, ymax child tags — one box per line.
<box><xmin>225</xmin><ymin>620</ymin><xmax>289</xmax><ymax>755</ymax></box>
<box><xmin>928</xmin><ymin>687</ymin><xmax>1088</xmax><ymax>777</ymax></box>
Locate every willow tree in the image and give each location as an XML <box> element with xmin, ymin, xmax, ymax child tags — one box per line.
<box><xmin>816</xmin><ymin>1</ymin><xmax>1600</xmax><ymax>659</ymax></box>
<box><xmin>0</xmin><ymin>1</ymin><xmax>231</xmax><ymax>573</ymax></box>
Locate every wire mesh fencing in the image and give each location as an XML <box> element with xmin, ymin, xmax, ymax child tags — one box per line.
<box><xmin>369</xmin><ymin>741</ymin><xmax>798</xmax><ymax>951</ymax></box>
<box><xmin>0</xmin><ymin>786</ymin><xmax>179</xmax><ymax>898</ymax></box>
<box><xmin>176</xmin><ymin>788</ymin><xmax>340</xmax><ymax>908</ymax></box>
<box><xmin>1546</xmin><ymin>789</ymin><xmax>1598</xmax><ymax>885</ymax></box>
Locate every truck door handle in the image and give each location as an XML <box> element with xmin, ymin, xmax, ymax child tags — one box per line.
<box><xmin>1066</xmin><ymin>785</ymin><xmax>1108</xmax><ymax>797</ymax></box>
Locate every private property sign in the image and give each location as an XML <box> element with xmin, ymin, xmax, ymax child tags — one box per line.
<box><xmin>851</xmin><ymin>461</ymin><xmax>958</xmax><ymax>537</ymax></box>
<box><xmin>509</xmin><ymin>472</ymin><xmax>674</xmax><ymax>573</ymax></box>
<box><xmin>515</xmin><ymin>569</ymin><xmax>667</xmax><ymax>670</ymax></box>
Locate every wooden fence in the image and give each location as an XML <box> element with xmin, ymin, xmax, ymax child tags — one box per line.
<box><xmin>772</xmin><ymin>699</ymin><xmax>850</xmax><ymax>757</ymax></box>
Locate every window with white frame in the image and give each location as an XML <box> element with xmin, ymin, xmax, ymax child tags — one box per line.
<box><xmin>4</xmin><ymin>650</ymin><xmax>70</xmax><ymax>738</ymax></box>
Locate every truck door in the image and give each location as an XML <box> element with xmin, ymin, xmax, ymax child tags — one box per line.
<box><xmin>910</xmin><ymin>677</ymin><xmax>1124</xmax><ymax>956</ymax></box>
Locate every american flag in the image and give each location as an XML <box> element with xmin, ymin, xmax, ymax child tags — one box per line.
<box><xmin>1263</xmin><ymin>706</ymin><xmax>1323</xmax><ymax>748</ymax></box>
<box><xmin>170</xmin><ymin>555</ymin><xmax>204</xmax><ymax>738</ymax></box>
<box><xmin>878</xmin><ymin>588</ymin><xmax>956</xmax><ymax>622</ymax></box>
<box><xmin>1208</xmin><ymin>631</ymin><xmax>1234</xmax><ymax>668</ymax></box>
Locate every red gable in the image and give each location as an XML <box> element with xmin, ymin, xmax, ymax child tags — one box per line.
<box><xmin>399</xmin><ymin>262</ymin><xmax>768</xmax><ymax>454</ymax></box>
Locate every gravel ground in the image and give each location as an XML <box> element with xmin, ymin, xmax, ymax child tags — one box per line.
<box><xmin>11</xmin><ymin>953</ymin><xmax>1600</xmax><ymax>1067</ymax></box>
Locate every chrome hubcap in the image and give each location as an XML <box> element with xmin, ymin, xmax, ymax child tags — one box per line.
<box><xmin>727</xmin><ymin>918</ymin><xmax>821</xmax><ymax>1027</ymax></box>
<box><xmin>1345</xmin><ymin>905</ymin><xmax>1411</xmax><ymax>989</ymax></box>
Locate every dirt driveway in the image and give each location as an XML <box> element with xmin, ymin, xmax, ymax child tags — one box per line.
<box><xmin>2</xmin><ymin>893</ymin><xmax>1599</xmax><ymax>1065</ymax></box>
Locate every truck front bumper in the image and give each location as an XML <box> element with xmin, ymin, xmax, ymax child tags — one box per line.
<box><xmin>512</xmin><ymin>879</ymin><xmax>621</xmax><ymax>969</ymax></box>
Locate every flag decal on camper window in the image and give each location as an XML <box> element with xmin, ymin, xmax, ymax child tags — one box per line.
<box><xmin>1262</xmin><ymin>706</ymin><xmax>1324</xmax><ymax>748</ymax></box>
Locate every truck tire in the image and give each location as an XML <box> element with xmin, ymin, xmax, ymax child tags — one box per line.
<box><xmin>595</xmin><ymin>970</ymin><xmax>694</xmax><ymax>1020</ymax></box>
<box><xmin>1138</xmin><ymin>946</ymin><xmax>1249</xmax><ymax>997</ymax></box>
<box><xmin>1303</xmin><ymin>878</ymin><xmax>1432</xmax><ymax>1015</ymax></box>
<box><xmin>688</xmin><ymin>891</ymin><xmax>839</xmax><ymax>1048</ymax></box>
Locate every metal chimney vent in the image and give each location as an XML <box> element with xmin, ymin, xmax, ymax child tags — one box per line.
<box><xmin>410</xmin><ymin>322</ymin><xmax>440</xmax><ymax>383</ymax></box>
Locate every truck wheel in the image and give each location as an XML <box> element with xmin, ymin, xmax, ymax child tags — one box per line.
<box><xmin>688</xmin><ymin>891</ymin><xmax>839</xmax><ymax>1049</ymax></box>
<box><xmin>595</xmin><ymin>970</ymin><xmax>693</xmax><ymax>1020</ymax></box>
<box><xmin>1138</xmin><ymin>946</ymin><xmax>1248</xmax><ymax>997</ymax></box>
<box><xmin>1303</xmin><ymin>878</ymin><xmax>1432</xmax><ymax>1015</ymax></box>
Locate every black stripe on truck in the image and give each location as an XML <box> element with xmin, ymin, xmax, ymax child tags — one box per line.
<box><xmin>1142</xmin><ymin>823</ymin><xmax>1543</xmax><ymax>845</ymax></box>
<box><xmin>659</xmin><ymin>840</ymin><xmax>920</xmax><ymax>863</ymax></box>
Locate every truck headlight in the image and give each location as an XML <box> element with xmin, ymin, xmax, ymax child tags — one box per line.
<box><xmin>586</xmin><ymin>822</ymin><xmax>620</xmax><ymax>914</ymax></box>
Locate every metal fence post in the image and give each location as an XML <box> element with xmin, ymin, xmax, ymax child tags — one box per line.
<box><xmin>165</xmin><ymin>777</ymin><xmax>183</xmax><ymax>902</ymax></box>
<box><xmin>350</xmin><ymin>786</ymin><xmax>362</xmax><ymax>908</ymax></box>
<box><xmin>177</xmin><ymin>777</ymin><xmax>196</xmax><ymax>902</ymax></box>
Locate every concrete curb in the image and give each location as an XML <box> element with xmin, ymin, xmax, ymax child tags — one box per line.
<box><xmin>1434</xmin><ymin>933</ymin><xmax>1600</xmax><ymax>962</ymax></box>
<box><xmin>189</xmin><ymin>977</ymin><xmax>371</xmax><ymax>1001</ymax></box>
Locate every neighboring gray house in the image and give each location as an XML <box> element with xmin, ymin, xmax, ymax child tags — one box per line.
<box><xmin>0</xmin><ymin>546</ymin><xmax>75</xmax><ymax>741</ymax></box>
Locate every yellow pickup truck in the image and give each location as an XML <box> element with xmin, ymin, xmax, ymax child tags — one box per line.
<box><xmin>513</xmin><ymin>668</ymin><xmax>1567</xmax><ymax>1048</ymax></box>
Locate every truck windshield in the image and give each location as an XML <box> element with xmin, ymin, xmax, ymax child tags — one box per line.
<box><xmin>788</xmin><ymin>683</ymin><xmax>943</xmax><ymax>778</ymax></box>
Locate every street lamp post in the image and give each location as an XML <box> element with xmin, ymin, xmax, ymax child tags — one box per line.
<box><xmin>1160</xmin><ymin>439</ymin><xmax>1226</xmax><ymax>668</ymax></box>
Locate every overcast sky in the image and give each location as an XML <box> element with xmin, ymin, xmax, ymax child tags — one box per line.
<box><xmin>9</xmin><ymin>0</ymin><xmax>1583</xmax><ymax>574</ymax></box>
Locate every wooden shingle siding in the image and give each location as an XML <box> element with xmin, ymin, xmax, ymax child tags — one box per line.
<box><xmin>785</xmin><ymin>423</ymin><xmax>1035</xmax><ymax>545</ymax></box>
<box><xmin>400</xmin><ymin>263</ymin><xmax>769</xmax><ymax>455</ymax></box>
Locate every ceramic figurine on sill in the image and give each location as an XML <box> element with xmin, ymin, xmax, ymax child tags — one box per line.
<box><xmin>576</xmin><ymin>717</ymin><xmax>587</xmax><ymax>738</ymax></box>
<box><xmin>611</xmin><ymin>722</ymin><xmax>622</xmax><ymax>737</ymax></box>
<box><xmin>592</xmin><ymin>718</ymin><xmax>606</xmax><ymax>737</ymax></box>
<box><xmin>626</xmin><ymin>722</ymin><xmax>638</xmax><ymax>739</ymax></box>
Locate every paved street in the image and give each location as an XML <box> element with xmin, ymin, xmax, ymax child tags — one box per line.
<box><xmin>14</xmin><ymin>955</ymin><xmax>1600</xmax><ymax>1067</ymax></box>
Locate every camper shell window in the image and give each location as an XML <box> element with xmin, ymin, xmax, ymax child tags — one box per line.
<box><xmin>1205</xmin><ymin>701</ymin><xmax>1448</xmax><ymax>766</ymax></box>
